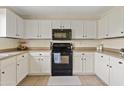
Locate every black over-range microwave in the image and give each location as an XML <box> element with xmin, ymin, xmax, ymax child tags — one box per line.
<box><xmin>52</xmin><ymin>29</ymin><xmax>72</xmax><ymax>40</ymax></box>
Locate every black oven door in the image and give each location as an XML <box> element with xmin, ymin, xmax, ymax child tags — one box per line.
<box><xmin>52</xmin><ymin>51</ymin><xmax>73</xmax><ymax>76</ymax></box>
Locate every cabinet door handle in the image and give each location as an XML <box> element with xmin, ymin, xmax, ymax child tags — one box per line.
<box><xmin>17</xmin><ymin>64</ymin><xmax>19</xmax><ymax>66</ymax></box>
<box><xmin>101</xmin><ymin>56</ymin><xmax>103</xmax><ymax>58</ymax></box>
<box><xmin>121</xmin><ymin>32</ymin><xmax>124</xmax><ymax>34</ymax></box>
<box><xmin>84</xmin><ymin>58</ymin><xmax>86</xmax><ymax>60</ymax></box>
<box><xmin>106</xmin><ymin>34</ymin><xmax>108</xmax><ymax>36</ymax></box>
<box><xmin>107</xmin><ymin>65</ymin><xmax>109</xmax><ymax>67</ymax></box>
<box><xmin>109</xmin><ymin>66</ymin><xmax>112</xmax><ymax>68</ymax></box>
<box><xmin>119</xmin><ymin>61</ymin><xmax>123</xmax><ymax>64</ymax></box>
<box><xmin>22</xmin><ymin>55</ymin><xmax>24</xmax><ymax>57</ymax></box>
<box><xmin>2</xmin><ymin>72</ymin><xmax>5</xmax><ymax>74</ymax></box>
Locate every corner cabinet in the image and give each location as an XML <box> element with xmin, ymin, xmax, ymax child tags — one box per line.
<box><xmin>0</xmin><ymin>57</ymin><xmax>16</xmax><ymax>86</ymax></box>
<box><xmin>98</xmin><ymin>7</ymin><xmax>124</xmax><ymax>38</ymax></box>
<box><xmin>109</xmin><ymin>57</ymin><xmax>124</xmax><ymax>86</ymax></box>
<box><xmin>95</xmin><ymin>53</ymin><xmax>110</xmax><ymax>85</ymax></box>
<box><xmin>0</xmin><ymin>8</ymin><xmax>24</xmax><ymax>38</ymax></box>
<box><xmin>73</xmin><ymin>52</ymin><xmax>94</xmax><ymax>75</ymax></box>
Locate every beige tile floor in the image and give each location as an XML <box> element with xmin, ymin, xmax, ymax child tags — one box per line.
<box><xmin>18</xmin><ymin>75</ymin><xmax>106</xmax><ymax>86</ymax></box>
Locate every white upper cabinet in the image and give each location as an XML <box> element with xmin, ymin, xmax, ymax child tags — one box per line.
<box><xmin>51</xmin><ymin>20</ymin><xmax>71</xmax><ymax>29</ymax></box>
<box><xmin>24</xmin><ymin>20</ymin><xmax>52</xmax><ymax>39</ymax></box>
<box><xmin>6</xmin><ymin>9</ymin><xmax>17</xmax><ymax>38</ymax></box>
<box><xmin>98</xmin><ymin>7</ymin><xmax>124</xmax><ymax>38</ymax></box>
<box><xmin>0</xmin><ymin>9</ymin><xmax>24</xmax><ymax>38</ymax></box>
<box><xmin>38</xmin><ymin>20</ymin><xmax>52</xmax><ymax>39</ymax></box>
<box><xmin>83</xmin><ymin>21</ymin><xmax>97</xmax><ymax>39</ymax></box>
<box><xmin>71</xmin><ymin>21</ymin><xmax>84</xmax><ymax>39</ymax></box>
<box><xmin>24</xmin><ymin>20</ymin><xmax>39</xmax><ymax>39</ymax></box>
<box><xmin>98</xmin><ymin>15</ymin><xmax>109</xmax><ymax>38</ymax></box>
<box><xmin>16</xmin><ymin>15</ymin><xmax>24</xmax><ymax>38</ymax></box>
<box><xmin>108</xmin><ymin>7</ymin><xmax>124</xmax><ymax>37</ymax></box>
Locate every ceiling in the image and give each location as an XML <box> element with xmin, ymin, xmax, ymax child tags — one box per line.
<box><xmin>7</xmin><ymin>6</ymin><xmax>113</xmax><ymax>19</ymax></box>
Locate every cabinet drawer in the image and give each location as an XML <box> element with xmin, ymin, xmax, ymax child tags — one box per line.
<box><xmin>1</xmin><ymin>57</ymin><xmax>16</xmax><ymax>69</ymax></box>
<box><xmin>29</xmin><ymin>52</ymin><xmax>51</xmax><ymax>57</ymax></box>
<box><xmin>17</xmin><ymin>53</ymin><xmax>28</xmax><ymax>61</ymax></box>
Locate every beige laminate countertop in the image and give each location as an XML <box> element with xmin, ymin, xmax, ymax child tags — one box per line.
<box><xmin>96</xmin><ymin>51</ymin><xmax>124</xmax><ymax>60</ymax></box>
<box><xmin>0</xmin><ymin>48</ymin><xmax>124</xmax><ymax>61</ymax></box>
<box><xmin>0</xmin><ymin>51</ymin><xmax>27</xmax><ymax>60</ymax></box>
<box><xmin>73</xmin><ymin>48</ymin><xmax>124</xmax><ymax>60</ymax></box>
<box><xmin>0</xmin><ymin>48</ymin><xmax>52</xmax><ymax>60</ymax></box>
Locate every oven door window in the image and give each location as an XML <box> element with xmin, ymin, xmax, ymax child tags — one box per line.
<box><xmin>53</xmin><ymin>53</ymin><xmax>69</xmax><ymax>64</ymax></box>
<box><xmin>61</xmin><ymin>56</ymin><xmax>69</xmax><ymax>64</ymax></box>
<box><xmin>54</xmin><ymin>33</ymin><xmax>67</xmax><ymax>38</ymax></box>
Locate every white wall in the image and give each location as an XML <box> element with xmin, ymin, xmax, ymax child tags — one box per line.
<box><xmin>25</xmin><ymin>40</ymin><xmax>100</xmax><ymax>48</ymax></box>
<box><xmin>100</xmin><ymin>38</ymin><xmax>124</xmax><ymax>49</ymax></box>
<box><xmin>0</xmin><ymin>38</ymin><xmax>19</xmax><ymax>50</ymax></box>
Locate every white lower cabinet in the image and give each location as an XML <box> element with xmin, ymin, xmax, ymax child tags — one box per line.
<box><xmin>95</xmin><ymin>53</ymin><xmax>110</xmax><ymax>85</ymax></box>
<box><xmin>0</xmin><ymin>57</ymin><xmax>16</xmax><ymax>86</ymax></box>
<box><xmin>95</xmin><ymin>52</ymin><xmax>124</xmax><ymax>86</ymax></box>
<box><xmin>109</xmin><ymin>57</ymin><xmax>124</xmax><ymax>86</ymax></box>
<box><xmin>29</xmin><ymin>51</ymin><xmax>51</xmax><ymax>75</ymax></box>
<box><xmin>16</xmin><ymin>53</ymin><xmax>29</xmax><ymax>84</ymax></box>
<box><xmin>73</xmin><ymin>52</ymin><xmax>94</xmax><ymax>75</ymax></box>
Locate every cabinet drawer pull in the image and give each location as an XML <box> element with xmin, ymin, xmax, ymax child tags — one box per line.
<box><xmin>22</xmin><ymin>55</ymin><xmax>24</xmax><ymax>57</ymax></box>
<box><xmin>109</xmin><ymin>66</ymin><xmax>112</xmax><ymax>68</ymax></box>
<box><xmin>119</xmin><ymin>61</ymin><xmax>123</xmax><ymax>64</ymax></box>
<box><xmin>107</xmin><ymin>65</ymin><xmax>109</xmax><ymax>67</ymax></box>
<box><xmin>101</xmin><ymin>56</ymin><xmax>103</xmax><ymax>58</ymax></box>
<box><xmin>40</xmin><ymin>54</ymin><xmax>42</xmax><ymax>55</ymax></box>
<box><xmin>82</xmin><ymin>53</ymin><xmax>84</xmax><ymax>55</ymax></box>
<box><xmin>2</xmin><ymin>72</ymin><xmax>5</xmax><ymax>74</ymax></box>
<box><xmin>17</xmin><ymin>64</ymin><xmax>19</xmax><ymax>66</ymax></box>
<box><xmin>121</xmin><ymin>32</ymin><xmax>124</xmax><ymax>34</ymax></box>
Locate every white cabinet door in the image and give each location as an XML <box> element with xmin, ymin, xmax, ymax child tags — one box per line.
<box><xmin>24</xmin><ymin>20</ymin><xmax>39</xmax><ymax>39</ymax></box>
<box><xmin>95</xmin><ymin>53</ymin><xmax>101</xmax><ymax>76</ymax></box>
<box><xmin>84</xmin><ymin>53</ymin><xmax>94</xmax><ymax>73</ymax></box>
<box><xmin>40</xmin><ymin>56</ymin><xmax>51</xmax><ymax>74</ymax></box>
<box><xmin>51</xmin><ymin>20</ymin><xmax>71</xmax><ymax>29</ymax></box>
<box><xmin>29</xmin><ymin>56</ymin><xmax>41</xmax><ymax>74</ymax></box>
<box><xmin>73</xmin><ymin>52</ymin><xmax>83</xmax><ymax>74</ymax></box>
<box><xmin>51</xmin><ymin>20</ymin><xmax>61</xmax><ymax>29</ymax></box>
<box><xmin>16</xmin><ymin>15</ymin><xmax>24</xmax><ymax>38</ymax></box>
<box><xmin>83</xmin><ymin>21</ymin><xmax>97</xmax><ymax>39</ymax></box>
<box><xmin>71</xmin><ymin>21</ymin><xmax>84</xmax><ymax>39</ymax></box>
<box><xmin>17</xmin><ymin>54</ymin><xmax>28</xmax><ymax>84</ymax></box>
<box><xmin>6</xmin><ymin>9</ymin><xmax>16</xmax><ymax>37</ymax></box>
<box><xmin>98</xmin><ymin>15</ymin><xmax>109</xmax><ymax>38</ymax></box>
<box><xmin>38</xmin><ymin>20</ymin><xmax>52</xmax><ymax>39</ymax></box>
<box><xmin>108</xmin><ymin>7</ymin><xmax>124</xmax><ymax>37</ymax></box>
<box><xmin>95</xmin><ymin>53</ymin><xmax>109</xmax><ymax>85</ymax></box>
<box><xmin>61</xmin><ymin>20</ymin><xmax>71</xmax><ymax>29</ymax></box>
<box><xmin>17</xmin><ymin>60</ymin><xmax>24</xmax><ymax>84</ymax></box>
<box><xmin>0</xmin><ymin>57</ymin><xmax>16</xmax><ymax>86</ymax></box>
<box><xmin>110</xmin><ymin>57</ymin><xmax>124</xmax><ymax>86</ymax></box>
